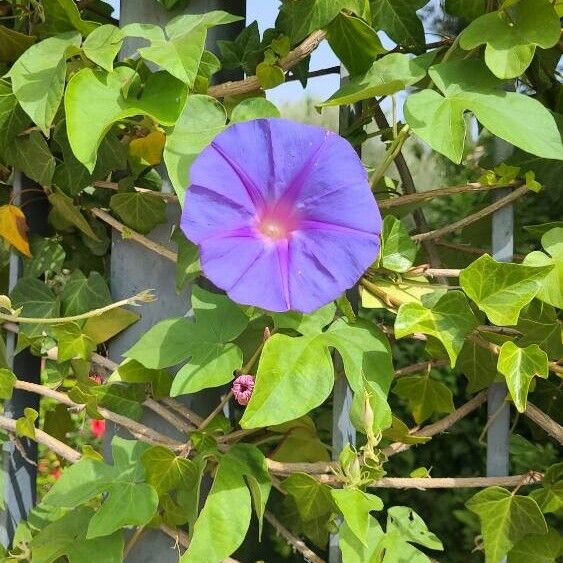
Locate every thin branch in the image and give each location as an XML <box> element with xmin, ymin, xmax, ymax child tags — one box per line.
<box><xmin>264</xmin><ymin>511</ymin><xmax>327</xmax><ymax>563</ymax></box>
<box><xmin>435</xmin><ymin>240</ymin><xmax>525</xmax><ymax>262</ymax></box>
<box><xmin>91</xmin><ymin>208</ymin><xmax>178</xmax><ymax>263</ymax></box>
<box><xmin>0</xmin><ymin>290</ymin><xmax>155</xmax><ymax>325</ymax></box>
<box><xmin>378</xmin><ymin>181</ymin><xmax>521</xmax><ymax>209</ymax></box>
<box><xmin>365</xmin><ymin>473</ymin><xmax>541</xmax><ymax>489</ymax></box>
<box><xmin>266</xmin><ymin>458</ymin><xmax>336</xmax><ymax>476</ymax></box>
<box><xmin>207</xmin><ymin>30</ymin><xmax>327</xmax><ymax>99</ymax></box>
<box><xmin>161</xmin><ymin>397</ymin><xmax>205</xmax><ymax>427</ymax></box>
<box><xmin>199</xmin><ymin>391</ymin><xmax>233</xmax><ymax>431</ymax></box>
<box><xmin>394</xmin><ymin>359</ymin><xmax>449</xmax><ymax>377</ymax></box>
<box><xmin>524</xmin><ymin>403</ymin><xmax>563</xmax><ymax>445</ymax></box>
<box><xmin>0</xmin><ymin>414</ymin><xmax>81</xmax><ymax>463</ymax></box>
<box><xmin>383</xmin><ymin>391</ymin><xmax>488</xmax><ymax>457</ymax></box>
<box><xmin>144</xmin><ymin>397</ymin><xmax>194</xmax><ymax>434</ymax></box>
<box><xmin>93</xmin><ymin>180</ymin><xmax>178</xmax><ymax>201</ymax></box>
<box><xmin>413</xmin><ymin>186</ymin><xmax>529</xmax><ymax>242</ymax></box>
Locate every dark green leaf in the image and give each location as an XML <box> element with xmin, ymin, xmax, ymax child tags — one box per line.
<box><xmin>109</xmin><ymin>192</ymin><xmax>166</xmax><ymax>234</ymax></box>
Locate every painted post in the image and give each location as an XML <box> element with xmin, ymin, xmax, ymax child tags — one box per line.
<box><xmin>0</xmin><ymin>174</ymin><xmax>49</xmax><ymax>547</ymax></box>
<box><xmin>114</xmin><ymin>1</ymin><xmax>245</xmax><ymax>560</ymax></box>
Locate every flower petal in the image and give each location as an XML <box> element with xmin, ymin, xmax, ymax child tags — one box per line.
<box><xmin>287</xmin><ymin>229</ymin><xmax>380</xmax><ymax>313</ymax></box>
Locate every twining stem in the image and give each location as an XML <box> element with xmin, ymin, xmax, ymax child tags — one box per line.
<box><xmin>0</xmin><ymin>290</ymin><xmax>155</xmax><ymax>325</ymax></box>
<box><xmin>199</xmin><ymin>391</ymin><xmax>233</xmax><ymax>431</ymax></box>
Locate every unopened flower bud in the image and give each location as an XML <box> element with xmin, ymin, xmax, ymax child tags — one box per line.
<box><xmin>232</xmin><ymin>374</ymin><xmax>255</xmax><ymax>405</ymax></box>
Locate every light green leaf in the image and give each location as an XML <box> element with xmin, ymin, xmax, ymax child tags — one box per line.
<box><xmin>370</xmin><ymin>0</ymin><xmax>428</xmax><ymax>48</ymax></box>
<box><xmin>381</xmin><ymin>215</ymin><xmax>418</xmax><ymax>272</ymax></box>
<box><xmin>339</xmin><ymin>517</ymin><xmax>384</xmax><ymax>563</ymax></box>
<box><xmin>509</xmin><ymin>526</ymin><xmax>563</xmax><ymax>563</ymax></box>
<box><xmin>460</xmin><ymin>254</ymin><xmax>554</xmax><ymax>326</ymax></box>
<box><xmin>43</xmin><ymin>436</ymin><xmax>159</xmax><ymax>538</ymax></box>
<box><xmin>171</xmin><ymin>229</ymin><xmax>200</xmax><ymax>291</ymax></box>
<box><xmin>256</xmin><ymin>62</ymin><xmax>285</xmax><ymax>89</ymax></box>
<box><xmin>240</xmin><ymin>333</ymin><xmax>334</xmax><ymax>428</ymax></box>
<box><xmin>405</xmin><ymin>60</ymin><xmax>563</xmax><ymax>163</ymax></box>
<box><xmin>395</xmin><ymin>291</ymin><xmax>479</xmax><ymax>366</ymax></box>
<box><xmin>82</xmin><ymin>24</ymin><xmax>124</xmax><ymax>72</ymax></box>
<box><xmin>65</xmin><ymin>66</ymin><xmax>186</xmax><ymax>172</ymax></box>
<box><xmin>523</xmin><ymin>227</ymin><xmax>563</xmax><ymax>309</ymax></box>
<box><xmin>497</xmin><ymin>342</ymin><xmax>548</xmax><ymax>412</ymax></box>
<box><xmin>319</xmin><ymin>52</ymin><xmax>430</xmax><ymax>107</ymax></box>
<box><xmin>109</xmin><ymin>358</ymin><xmax>172</xmax><ymax>398</ymax></box>
<box><xmin>271</xmin><ymin>302</ymin><xmax>336</xmax><ymax>336</ymax></box>
<box><xmin>109</xmin><ymin>192</ymin><xmax>166</xmax><ymax>235</ymax></box>
<box><xmin>0</xmin><ymin>368</ymin><xmax>16</xmax><ymax>400</ymax></box>
<box><xmin>230</xmin><ymin>97</ymin><xmax>281</xmax><ymax>123</ymax></box>
<box><xmin>529</xmin><ymin>463</ymin><xmax>563</xmax><ymax>514</ymax></box>
<box><xmin>124</xmin><ymin>11</ymin><xmax>241</xmax><ymax>85</ymax></box>
<box><xmin>82</xmin><ymin>307</ymin><xmax>140</xmax><ymax>346</ymax></box>
<box><xmin>36</xmin><ymin>0</ymin><xmax>98</xmax><ymax>37</ymax></box>
<box><xmin>182</xmin><ymin>444</ymin><xmax>270</xmax><ymax>562</ymax></box>
<box><xmin>277</xmin><ymin>0</ymin><xmax>369</xmax><ymax>43</ymax></box>
<box><xmin>8</xmin><ymin>32</ymin><xmax>81</xmax><ymax>134</ymax></box>
<box><xmin>90</xmin><ymin>384</ymin><xmax>145</xmax><ymax>420</ymax></box>
<box><xmin>269</xmin><ymin>417</ymin><xmax>330</xmax><ymax>463</ymax></box>
<box><xmin>10</xmin><ymin>278</ymin><xmax>60</xmax><ymax>339</ymax></box>
<box><xmin>331</xmin><ymin>488</ymin><xmax>383</xmax><ymax>546</ymax></box>
<box><xmin>48</xmin><ymin>188</ymin><xmax>99</xmax><ymax>240</ymax></box>
<box><xmin>466</xmin><ymin>486</ymin><xmax>547</xmax><ymax>563</ymax></box>
<box><xmin>393</xmin><ymin>372</ymin><xmax>454</xmax><ymax>424</ymax></box>
<box><xmin>60</xmin><ymin>270</ymin><xmax>111</xmax><ymax>316</ymax></box>
<box><xmin>163</xmin><ymin>94</ymin><xmax>227</xmax><ymax>201</ymax></box>
<box><xmin>30</xmin><ymin>506</ymin><xmax>123</xmax><ymax>563</ymax></box>
<box><xmin>382</xmin><ymin>415</ymin><xmax>431</xmax><ymax>445</ymax></box>
<box><xmin>141</xmin><ymin>446</ymin><xmax>198</xmax><ymax>494</ymax></box>
<box><xmin>282</xmin><ymin>473</ymin><xmax>335</xmax><ymax>522</ymax></box>
<box><xmin>0</xmin><ymin>26</ymin><xmax>35</xmax><ymax>63</ymax></box>
<box><xmin>16</xmin><ymin>407</ymin><xmax>38</xmax><ymax>439</ymax></box>
<box><xmin>386</xmin><ymin>506</ymin><xmax>444</xmax><ymax>550</ymax></box>
<box><xmin>53</xmin><ymin>323</ymin><xmax>95</xmax><ymax>362</ymax></box>
<box><xmin>326</xmin><ymin>12</ymin><xmax>386</xmax><ymax>76</ymax></box>
<box><xmin>459</xmin><ymin>0</ymin><xmax>560</xmax><ymax>78</ymax></box>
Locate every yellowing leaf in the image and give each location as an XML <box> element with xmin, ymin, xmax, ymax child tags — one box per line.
<box><xmin>0</xmin><ymin>204</ymin><xmax>32</xmax><ymax>257</ymax></box>
<box><xmin>128</xmin><ymin>130</ymin><xmax>166</xmax><ymax>166</ymax></box>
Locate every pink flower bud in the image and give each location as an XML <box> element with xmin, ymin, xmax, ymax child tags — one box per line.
<box><xmin>232</xmin><ymin>374</ymin><xmax>255</xmax><ymax>406</ymax></box>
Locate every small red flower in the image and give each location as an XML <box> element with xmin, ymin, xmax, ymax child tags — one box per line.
<box><xmin>90</xmin><ymin>419</ymin><xmax>106</xmax><ymax>439</ymax></box>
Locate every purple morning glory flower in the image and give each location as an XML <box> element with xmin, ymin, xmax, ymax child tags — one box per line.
<box><xmin>180</xmin><ymin>118</ymin><xmax>382</xmax><ymax>313</ymax></box>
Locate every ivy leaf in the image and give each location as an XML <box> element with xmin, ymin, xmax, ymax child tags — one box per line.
<box><xmin>240</xmin><ymin>333</ymin><xmax>334</xmax><ymax>428</ymax></box>
<box><xmin>466</xmin><ymin>487</ymin><xmax>547</xmax><ymax>563</ymax></box>
<box><xmin>183</xmin><ymin>445</ymin><xmax>270</xmax><ymax>562</ymax></box>
<box><xmin>331</xmin><ymin>488</ymin><xmax>383</xmax><ymax>546</ymax></box>
<box><xmin>405</xmin><ymin>60</ymin><xmax>563</xmax><ymax>163</ymax></box>
<box><xmin>381</xmin><ymin>215</ymin><xmax>418</xmax><ymax>272</ymax></box>
<box><xmin>393</xmin><ymin>372</ymin><xmax>454</xmax><ymax>424</ymax></box>
<box><xmin>326</xmin><ymin>12</ymin><xmax>386</xmax><ymax>76</ymax></box>
<box><xmin>529</xmin><ymin>462</ymin><xmax>563</xmax><ymax>514</ymax></box>
<box><xmin>53</xmin><ymin>323</ymin><xmax>96</xmax><ymax>362</ymax></box>
<box><xmin>456</xmin><ymin>337</ymin><xmax>499</xmax><ymax>392</ymax></box>
<box><xmin>60</xmin><ymin>270</ymin><xmax>111</xmax><ymax>316</ymax></box>
<box><xmin>0</xmin><ymin>26</ymin><xmax>35</xmax><ymax>63</ymax></box>
<box><xmin>319</xmin><ymin>52</ymin><xmax>431</xmax><ymax>107</ymax></box>
<box><xmin>23</xmin><ymin>236</ymin><xmax>65</xmax><ymax>278</ymax></box>
<box><xmin>36</xmin><ymin>0</ymin><xmax>98</xmax><ymax>38</ymax></box>
<box><xmin>141</xmin><ymin>446</ymin><xmax>198</xmax><ymax>494</ymax></box>
<box><xmin>109</xmin><ymin>192</ymin><xmax>166</xmax><ymax>235</ymax></box>
<box><xmin>395</xmin><ymin>291</ymin><xmax>479</xmax><ymax>366</ymax></box>
<box><xmin>65</xmin><ymin>67</ymin><xmax>186</xmax><ymax>172</ymax></box>
<box><xmin>126</xmin><ymin>287</ymin><xmax>247</xmax><ymax>394</ymax></box>
<box><xmin>269</xmin><ymin>417</ymin><xmax>330</xmax><ymax>463</ymax></box>
<box><xmin>497</xmin><ymin>342</ymin><xmax>548</xmax><ymax>413</ymax></box>
<box><xmin>163</xmin><ymin>94</ymin><xmax>227</xmax><ymax>201</ymax></box>
<box><xmin>460</xmin><ymin>254</ymin><xmax>554</xmax><ymax>326</ymax></box>
<box><xmin>6</xmin><ymin>131</ymin><xmax>56</xmax><ymax>187</ymax></box>
<box><xmin>282</xmin><ymin>473</ymin><xmax>335</xmax><ymax>522</ymax></box>
<box><xmin>10</xmin><ymin>278</ymin><xmax>60</xmax><ymax>339</ymax></box>
<box><xmin>523</xmin><ymin>227</ymin><xmax>563</xmax><ymax>309</ymax></box>
<box><xmin>386</xmin><ymin>506</ymin><xmax>443</xmax><ymax>550</ymax></box>
<box><xmin>82</xmin><ymin>24</ymin><xmax>124</xmax><ymax>72</ymax></box>
<box><xmin>0</xmin><ymin>204</ymin><xmax>31</xmax><ymax>257</ymax></box>
<box><xmin>0</xmin><ymin>368</ymin><xmax>16</xmax><ymax>400</ymax></box>
<box><xmin>110</xmin><ymin>358</ymin><xmax>172</xmax><ymax>398</ymax></box>
<box><xmin>277</xmin><ymin>0</ymin><xmax>369</xmax><ymax>43</ymax></box>
<box><xmin>382</xmin><ymin>415</ymin><xmax>430</xmax><ymax>444</ymax></box>
<box><xmin>29</xmin><ymin>506</ymin><xmax>124</xmax><ymax>563</ymax></box>
<box><xmin>90</xmin><ymin>383</ymin><xmax>145</xmax><ymax>420</ymax></box>
<box><xmin>256</xmin><ymin>62</ymin><xmax>285</xmax><ymax>89</ymax></box>
<box><xmin>8</xmin><ymin>32</ymin><xmax>81</xmax><ymax>134</ymax></box>
<box><xmin>16</xmin><ymin>407</ymin><xmax>38</xmax><ymax>438</ymax></box>
<box><xmin>459</xmin><ymin>0</ymin><xmax>560</xmax><ymax>79</ymax></box>
<box><xmin>217</xmin><ymin>20</ymin><xmax>261</xmax><ymax>73</ymax></box>
<box><xmin>509</xmin><ymin>526</ymin><xmax>563</xmax><ymax>563</ymax></box>
<box><xmin>43</xmin><ymin>437</ymin><xmax>159</xmax><ymax>538</ymax></box>
<box><xmin>123</xmin><ymin>11</ymin><xmax>242</xmax><ymax>85</ymax></box>
<box><xmin>517</xmin><ymin>300</ymin><xmax>562</xmax><ymax>359</ymax></box>
<box><xmin>370</xmin><ymin>0</ymin><xmax>428</xmax><ymax>49</ymax></box>
<box><xmin>48</xmin><ymin>188</ymin><xmax>99</xmax><ymax>240</ymax></box>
